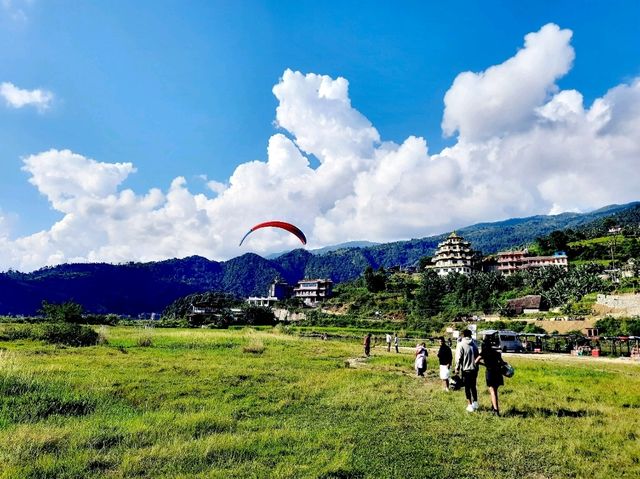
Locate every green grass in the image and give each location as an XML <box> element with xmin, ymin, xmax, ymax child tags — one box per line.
<box><xmin>570</xmin><ymin>259</ymin><xmax>613</xmax><ymax>266</ymax></box>
<box><xmin>568</xmin><ymin>236</ymin><xmax>617</xmax><ymax>247</ymax></box>
<box><xmin>0</xmin><ymin>327</ymin><xmax>639</xmax><ymax>478</ymax></box>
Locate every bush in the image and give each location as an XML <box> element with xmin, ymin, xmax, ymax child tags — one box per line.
<box><xmin>37</xmin><ymin>323</ymin><xmax>99</xmax><ymax>346</ymax></box>
<box><xmin>241</xmin><ymin>305</ymin><xmax>276</xmax><ymax>326</ymax></box>
<box><xmin>595</xmin><ymin>316</ymin><xmax>640</xmax><ymax>336</ymax></box>
<box><xmin>0</xmin><ymin>323</ymin><xmax>99</xmax><ymax>346</ymax></box>
<box><xmin>39</xmin><ymin>300</ymin><xmax>84</xmax><ymax>323</ymax></box>
<box><xmin>242</xmin><ymin>338</ymin><xmax>265</xmax><ymax>354</ymax></box>
<box><xmin>136</xmin><ymin>335</ymin><xmax>153</xmax><ymax>347</ymax></box>
<box><xmin>0</xmin><ymin>325</ymin><xmax>33</xmax><ymax>340</ymax></box>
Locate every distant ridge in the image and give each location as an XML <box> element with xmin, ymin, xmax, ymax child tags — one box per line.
<box><xmin>265</xmin><ymin>240</ymin><xmax>380</xmax><ymax>259</ymax></box>
<box><xmin>0</xmin><ymin>201</ymin><xmax>637</xmax><ymax>315</ymax></box>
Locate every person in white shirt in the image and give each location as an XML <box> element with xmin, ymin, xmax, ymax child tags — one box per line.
<box><xmin>414</xmin><ymin>342</ymin><xmax>428</xmax><ymax>376</ymax></box>
<box><xmin>385</xmin><ymin>333</ymin><xmax>392</xmax><ymax>352</ymax></box>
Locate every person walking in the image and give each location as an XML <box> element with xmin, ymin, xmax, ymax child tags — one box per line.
<box><xmin>455</xmin><ymin>329</ymin><xmax>479</xmax><ymax>412</ymax></box>
<box><xmin>394</xmin><ymin>333</ymin><xmax>399</xmax><ymax>353</ymax></box>
<box><xmin>414</xmin><ymin>342</ymin><xmax>428</xmax><ymax>376</ymax></box>
<box><xmin>363</xmin><ymin>333</ymin><xmax>372</xmax><ymax>357</ymax></box>
<box><xmin>437</xmin><ymin>336</ymin><xmax>453</xmax><ymax>391</ymax></box>
<box><xmin>475</xmin><ymin>334</ymin><xmax>505</xmax><ymax>415</ymax></box>
<box><xmin>386</xmin><ymin>333</ymin><xmax>392</xmax><ymax>352</ymax></box>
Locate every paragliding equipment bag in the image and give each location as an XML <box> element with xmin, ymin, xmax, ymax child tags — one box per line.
<box><xmin>450</xmin><ymin>374</ymin><xmax>463</xmax><ymax>390</ymax></box>
<box><xmin>501</xmin><ymin>362</ymin><xmax>515</xmax><ymax>378</ymax></box>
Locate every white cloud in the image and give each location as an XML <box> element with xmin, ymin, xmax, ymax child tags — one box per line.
<box><xmin>1</xmin><ymin>0</ymin><xmax>32</xmax><ymax>23</ymax></box>
<box><xmin>1</xmin><ymin>82</ymin><xmax>53</xmax><ymax>111</ymax></box>
<box><xmin>442</xmin><ymin>23</ymin><xmax>574</xmax><ymax>141</ymax></box>
<box><xmin>22</xmin><ymin>150</ymin><xmax>135</xmax><ymax>211</ymax></box>
<box><xmin>0</xmin><ymin>23</ymin><xmax>639</xmax><ymax>271</ymax></box>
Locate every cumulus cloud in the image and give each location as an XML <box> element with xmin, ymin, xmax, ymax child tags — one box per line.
<box><xmin>0</xmin><ymin>23</ymin><xmax>639</xmax><ymax>271</ymax></box>
<box><xmin>1</xmin><ymin>82</ymin><xmax>54</xmax><ymax>111</ymax></box>
<box><xmin>442</xmin><ymin>23</ymin><xmax>574</xmax><ymax>141</ymax></box>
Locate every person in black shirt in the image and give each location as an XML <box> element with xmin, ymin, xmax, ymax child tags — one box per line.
<box><xmin>475</xmin><ymin>334</ymin><xmax>506</xmax><ymax>415</ymax></box>
<box><xmin>363</xmin><ymin>333</ymin><xmax>372</xmax><ymax>357</ymax></box>
<box><xmin>437</xmin><ymin>337</ymin><xmax>453</xmax><ymax>391</ymax></box>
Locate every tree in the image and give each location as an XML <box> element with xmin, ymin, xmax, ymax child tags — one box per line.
<box><xmin>548</xmin><ymin>230</ymin><xmax>569</xmax><ymax>252</ymax></box>
<box><xmin>242</xmin><ymin>305</ymin><xmax>276</xmax><ymax>326</ymax></box>
<box><xmin>418</xmin><ymin>256</ymin><xmax>432</xmax><ymax>270</ymax></box>
<box><xmin>39</xmin><ymin>300</ymin><xmax>84</xmax><ymax>323</ymax></box>
<box><xmin>363</xmin><ymin>266</ymin><xmax>386</xmax><ymax>293</ymax></box>
<box><xmin>414</xmin><ymin>269</ymin><xmax>445</xmax><ymax>318</ymax></box>
<box><xmin>603</xmin><ymin>217</ymin><xmax>617</xmax><ymax>231</ymax></box>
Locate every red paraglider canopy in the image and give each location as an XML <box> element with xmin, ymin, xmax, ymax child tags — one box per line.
<box><xmin>239</xmin><ymin>221</ymin><xmax>307</xmax><ymax>246</ymax></box>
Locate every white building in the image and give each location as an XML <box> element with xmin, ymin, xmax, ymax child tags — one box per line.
<box><xmin>431</xmin><ymin>232</ymin><xmax>475</xmax><ymax>276</ymax></box>
<box><xmin>293</xmin><ymin>278</ymin><xmax>333</xmax><ymax>306</ymax></box>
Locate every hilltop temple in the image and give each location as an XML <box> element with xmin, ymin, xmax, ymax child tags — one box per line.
<box><xmin>431</xmin><ymin>232</ymin><xmax>475</xmax><ymax>276</ymax></box>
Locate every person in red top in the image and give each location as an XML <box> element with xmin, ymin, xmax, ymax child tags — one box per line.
<box><xmin>363</xmin><ymin>333</ymin><xmax>372</xmax><ymax>357</ymax></box>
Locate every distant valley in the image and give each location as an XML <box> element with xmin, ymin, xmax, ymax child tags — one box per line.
<box><xmin>0</xmin><ymin>201</ymin><xmax>637</xmax><ymax>315</ymax></box>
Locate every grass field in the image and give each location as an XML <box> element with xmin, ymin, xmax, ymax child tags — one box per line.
<box><xmin>1</xmin><ymin>326</ymin><xmax>639</xmax><ymax>478</ymax></box>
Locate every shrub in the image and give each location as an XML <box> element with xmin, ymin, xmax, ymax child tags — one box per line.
<box><xmin>0</xmin><ymin>325</ymin><xmax>33</xmax><ymax>340</ymax></box>
<box><xmin>97</xmin><ymin>326</ymin><xmax>109</xmax><ymax>345</ymax></box>
<box><xmin>0</xmin><ymin>323</ymin><xmax>99</xmax><ymax>346</ymax></box>
<box><xmin>37</xmin><ymin>323</ymin><xmax>99</xmax><ymax>346</ymax></box>
<box><xmin>241</xmin><ymin>305</ymin><xmax>276</xmax><ymax>326</ymax></box>
<box><xmin>136</xmin><ymin>335</ymin><xmax>153</xmax><ymax>347</ymax></box>
<box><xmin>242</xmin><ymin>338</ymin><xmax>265</xmax><ymax>354</ymax></box>
<box><xmin>39</xmin><ymin>300</ymin><xmax>84</xmax><ymax>323</ymax></box>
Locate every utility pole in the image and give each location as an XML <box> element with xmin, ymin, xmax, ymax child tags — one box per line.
<box><xmin>608</xmin><ymin>226</ymin><xmax>621</xmax><ymax>285</ymax></box>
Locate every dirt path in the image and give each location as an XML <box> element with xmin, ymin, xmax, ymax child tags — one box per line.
<box><xmin>344</xmin><ymin>356</ymin><xmax>369</xmax><ymax>368</ymax></box>
<box><xmin>503</xmin><ymin>351</ymin><xmax>640</xmax><ymax>365</ymax></box>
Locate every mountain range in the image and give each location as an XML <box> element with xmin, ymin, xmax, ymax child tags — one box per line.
<box><xmin>1</xmin><ymin>201</ymin><xmax>638</xmax><ymax>316</ymax></box>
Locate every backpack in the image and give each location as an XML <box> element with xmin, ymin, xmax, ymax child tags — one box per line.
<box><xmin>501</xmin><ymin>362</ymin><xmax>515</xmax><ymax>378</ymax></box>
<box><xmin>450</xmin><ymin>374</ymin><xmax>463</xmax><ymax>390</ymax></box>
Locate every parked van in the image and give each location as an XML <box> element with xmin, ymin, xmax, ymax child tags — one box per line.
<box><xmin>478</xmin><ymin>329</ymin><xmax>525</xmax><ymax>352</ymax></box>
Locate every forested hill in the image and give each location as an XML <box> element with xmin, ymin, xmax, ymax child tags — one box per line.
<box><xmin>0</xmin><ymin>201</ymin><xmax>638</xmax><ymax>315</ymax></box>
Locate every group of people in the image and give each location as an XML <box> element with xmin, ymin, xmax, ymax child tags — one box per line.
<box><xmin>363</xmin><ymin>332</ymin><xmax>399</xmax><ymax>356</ymax></box>
<box><xmin>364</xmin><ymin>329</ymin><xmax>507</xmax><ymax>415</ymax></box>
<box><xmin>455</xmin><ymin>329</ymin><xmax>506</xmax><ymax>415</ymax></box>
<box><xmin>415</xmin><ymin>337</ymin><xmax>454</xmax><ymax>392</ymax></box>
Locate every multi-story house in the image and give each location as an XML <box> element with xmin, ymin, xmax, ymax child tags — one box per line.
<box><xmin>293</xmin><ymin>278</ymin><xmax>333</xmax><ymax>306</ymax></box>
<box><xmin>496</xmin><ymin>250</ymin><xmax>568</xmax><ymax>275</ymax></box>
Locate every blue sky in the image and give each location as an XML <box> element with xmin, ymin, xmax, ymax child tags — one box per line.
<box><xmin>1</xmin><ymin>1</ymin><xmax>639</xmax><ymax>270</ymax></box>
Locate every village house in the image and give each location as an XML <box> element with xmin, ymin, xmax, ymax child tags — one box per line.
<box><xmin>293</xmin><ymin>278</ymin><xmax>333</xmax><ymax>306</ymax></box>
<box><xmin>246</xmin><ymin>279</ymin><xmax>294</xmax><ymax>307</ymax></box>
<box><xmin>505</xmin><ymin>295</ymin><xmax>548</xmax><ymax>315</ymax></box>
<box><xmin>247</xmin><ymin>278</ymin><xmax>333</xmax><ymax>307</ymax></box>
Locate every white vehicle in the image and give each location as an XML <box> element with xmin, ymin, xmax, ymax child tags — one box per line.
<box><xmin>479</xmin><ymin>329</ymin><xmax>525</xmax><ymax>352</ymax></box>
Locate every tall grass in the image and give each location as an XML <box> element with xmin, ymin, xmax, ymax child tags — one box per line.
<box><xmin>0</xmin><ymin>328</ymin><xmax>638</xmax><ymax>478</ymax></box>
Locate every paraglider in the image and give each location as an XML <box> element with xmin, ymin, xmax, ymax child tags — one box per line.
<box><xmin>239</xmin><ymin>221</ymin><xmax>307</xmax><ymax>247</ymax></box>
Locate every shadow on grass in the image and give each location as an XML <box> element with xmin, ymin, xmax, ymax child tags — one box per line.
<box><xmin>0</xmin><ymin>378</ymin><xmax>97</xmax><ymax>423</ymax></box>
<box><xmin>503</xmin><ymin>406</ymin><xmax>593</xmax><ymax>418</ymax></box>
